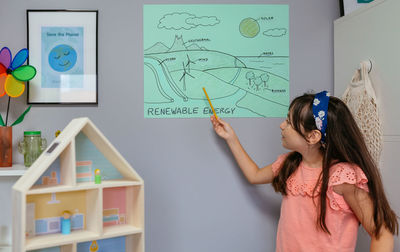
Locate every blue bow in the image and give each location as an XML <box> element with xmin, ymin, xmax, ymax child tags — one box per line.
<box><xmin>312</xmin><ymin>91</ymin><xmax>330</xmax><ymax>143</ymax></box>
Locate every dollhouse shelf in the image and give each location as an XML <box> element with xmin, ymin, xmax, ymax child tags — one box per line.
<box><xmin>0</xmin><ymin>164</ymin><xmax>27</xmax><ymax>176</ymax></box>
<box><xmin>12</xmin><ymin>118</ymin><xmax>144</xmax><ymax>252</ymax></box>
<box><xmin>102</xmin><ymin>224</ymin><xmax>143</xmax><ymax>239</ymax></box>
<box><xmin>25</xmin><ymin>230</ymin><xmax>99</xmax><ymax>251</ymax></box>
<box><xmin>27</xmin><ymin>180</ymin><xmax>143</xmax><ymax>195</ymax></box>
<box><xmin>25</xmin><ymin>225</ymin><xmax>144</xmax><ymax>250</ymax></box>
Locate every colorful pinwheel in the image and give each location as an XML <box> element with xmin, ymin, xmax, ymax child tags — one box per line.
<box><xmin>0</xmin><ymin>47</ymin><xmax>36</xmax><ymax>97</ymax></box>
<box><xmin>0</xmin><ymin>47</ymin><xmax>36</xmax><ymax>126</ymax></box>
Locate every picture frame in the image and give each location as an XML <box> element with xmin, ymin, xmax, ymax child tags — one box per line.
<box><xmin>339</xmin><ymin>0</ymin><xmax>345</xmax><ymax>16</ymax></box>
<box><xmin>339</xmin><ymin>0</ymin><xmax>375</xmax><ymax>16</ymax></box>
<box><xmin>27</xmin><ymin>10</ymin><xmax>98</xmax><ymax>104</ymax></box>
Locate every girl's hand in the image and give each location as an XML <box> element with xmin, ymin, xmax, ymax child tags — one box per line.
<box><xmin>210</xmin><ymin>115</ymin><xmax>237</xmax><ymax>142</ymax></box>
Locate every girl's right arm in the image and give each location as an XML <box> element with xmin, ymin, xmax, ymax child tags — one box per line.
<box><xmin>210</xmin><ymin>115</ymin><xmax>275</xmax><ymax>184</ymax></box>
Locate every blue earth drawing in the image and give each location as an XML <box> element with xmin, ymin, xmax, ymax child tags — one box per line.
<box><xmin>48</xmin><ymin>44</ymin><xmax>77</xmax><ymax>72</ymax></box>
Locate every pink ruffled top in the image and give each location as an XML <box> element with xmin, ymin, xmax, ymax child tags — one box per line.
<box><xmin>272</xmin><ymin>154</ymin><xmax>369</xmax><ymax>252</ymax></box>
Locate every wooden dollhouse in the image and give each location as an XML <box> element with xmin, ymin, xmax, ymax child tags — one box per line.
<box><xmin>12</xmin><ymin>118</ymin><xmax>144</xmax><ymax>252</ymax></box>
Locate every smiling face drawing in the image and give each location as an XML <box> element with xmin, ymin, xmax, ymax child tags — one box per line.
<box><xmin>48</xmin><ymin>44</ymin><xmax>77</xmax><ymax>72</ymax></box>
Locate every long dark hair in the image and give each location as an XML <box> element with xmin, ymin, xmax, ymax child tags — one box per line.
<box><xmin>272</xmin><ymin>93</ymin><xmax>398</xmax><ymax>236</ymax></box>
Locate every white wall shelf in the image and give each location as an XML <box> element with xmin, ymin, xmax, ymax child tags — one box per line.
<box><xmin>0</xmin><ymin>164</ymin><xmax>27</xmax><ymax>177</ymax></box>
<box><xmin>0</xmin><ymin>244</ymin><xmax>12</xmax><ymax>252</ymax></box>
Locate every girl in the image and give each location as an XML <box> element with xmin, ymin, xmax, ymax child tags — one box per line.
<box><xmin>210</xmin><ymin>91</ymin><xmax>398</xmax><ymax>252</ymax></box>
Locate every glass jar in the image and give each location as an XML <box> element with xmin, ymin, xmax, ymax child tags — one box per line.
<box><xmin>18</xmin><ymin>131</ymin><xmax>47</xmax><ymax>167</ymax></box>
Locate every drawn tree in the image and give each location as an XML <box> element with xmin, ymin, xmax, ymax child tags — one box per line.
<box><xmin>254</xmin><ymin>76</ymin><xmax>262</xmax><ymax>91</ymax></box>
<box><xmin>245</xmin><ymin>71</ymin><xmax>255</xmax><ymax>88</ymax></box>
<box><xmin>260</xmin><ymin>73</ymin><xmax>270</xmax><ymax>89</ymax></box>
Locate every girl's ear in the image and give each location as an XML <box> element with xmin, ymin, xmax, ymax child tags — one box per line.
<box><xmin>307</xmin><ymin>130</ymin><xmax>322</xmax><ymax>145</ymax></box>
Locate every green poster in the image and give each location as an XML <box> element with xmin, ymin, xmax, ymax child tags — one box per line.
<box><xmin>144</xmin><ymin>4</ymin><xmax>289</xmax><ymax>118</ymax></box>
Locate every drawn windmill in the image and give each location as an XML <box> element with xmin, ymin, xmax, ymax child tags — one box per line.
<box><xmin>185</xmin><ymin>54</ymin><xmax>196</xmax><ymax>73</ymax></box>
<box><xmin>179</xmin><ymin>62</ymin><xmax>194</xmax><ymax>91</ymax></box>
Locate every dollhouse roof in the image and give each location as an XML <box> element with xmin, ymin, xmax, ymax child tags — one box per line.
<box><xmin>13</xmin><ymin>117</ymin><xmax>143</xmax><ymax>192</ymax></box>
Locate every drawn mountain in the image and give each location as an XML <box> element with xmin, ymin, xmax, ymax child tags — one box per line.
<box><xmin>145</xmin><ymin>35</ymin><xmax>208</xmax><ymax>54</ymax></box>
<box><xmin>144</xmin><ymin>42</ymin><xmax>170</xmax><ymax>54</ymax></box>
<box><xmin>168</xmin><ymin>35</ymin><xmax>186</xmax><ymax>52</ymax></box>
<box><xmin>186</xmin><ymin>43</ymin><xmax>203</xmax><ymax>50</ymax></box>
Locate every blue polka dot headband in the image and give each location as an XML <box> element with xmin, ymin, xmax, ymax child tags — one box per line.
<box><xmin>312</xmin><ymin>91</ymin><xmax>330</xmax><ymax>143</ymax></box>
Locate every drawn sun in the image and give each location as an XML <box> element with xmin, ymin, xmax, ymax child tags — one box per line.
<box><xmin>239</xmin><ymin>18</ymin><xmax>260</xmax><ymax>38</ymax></box>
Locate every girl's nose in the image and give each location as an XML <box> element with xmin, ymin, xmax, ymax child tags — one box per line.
<box><xmin>280</xmin><ymin>120</ymin><xmax>286</xmax><ymax>130</ymax></box>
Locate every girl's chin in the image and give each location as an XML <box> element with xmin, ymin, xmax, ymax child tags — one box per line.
<box><xmin>281</xmin><ymin>142</ymin><xmax>292</xmax><ymax>151</ymax></box>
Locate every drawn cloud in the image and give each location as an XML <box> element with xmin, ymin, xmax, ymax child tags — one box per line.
<box><xmin>263</xmin><ymin>28</ymin><xmax>287</xmax><ymax>37</ymax></box>
<box><xmin>158</xmin><ymin>12</ymin><xmax>220</xmax><ymax>30</ymax></box>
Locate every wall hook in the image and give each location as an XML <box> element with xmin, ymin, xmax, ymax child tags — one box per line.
<box><xmin>359</xmin><ymin>60</ymin><xmax>372</xmax><ymax>74</ymax></box>
<box><xmin>368</xmin><ymin>59</ymin><xmax>372</xmax><ymax>73</ymax></box>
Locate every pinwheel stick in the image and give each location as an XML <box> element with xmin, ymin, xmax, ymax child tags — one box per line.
<box><xmin>5</xmin><ymin>97</ymin><xmax>10</xmax><ymax>126</ymax></box>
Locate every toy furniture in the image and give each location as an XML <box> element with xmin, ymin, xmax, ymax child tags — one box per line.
<box><xmin>12</xmin><ymin>118</ymin><xmax>144</xmax><ymax>252</ymax></box>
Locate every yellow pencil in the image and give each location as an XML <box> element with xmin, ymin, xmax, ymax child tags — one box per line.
<box><xmin>202</xmin><ymin>87</ymin><xmax>218</xmax><ymax>119</ymax></box>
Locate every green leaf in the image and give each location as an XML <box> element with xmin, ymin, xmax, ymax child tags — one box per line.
<box><xmin>0</xmin><ymin>114</ymin><xmax>4</xmax><ymax>126</ymax></box>
<box><xmin>11</xmin><ymin>105</ymin><xmax>31</xmax><ymax>126</ymax></box>
<box><xmin>12</xmin><ymin>65</ymin><xmax>36</xmax><ymax>81</ymax></box>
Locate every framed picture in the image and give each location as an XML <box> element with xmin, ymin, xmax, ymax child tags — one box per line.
<box><xmin>339</xmin><ymin>0</ymin><xmax>375</xmax><ymax>16</ymax></box>
<box><xmin>27</xmin><ymin>10</ymin><xmax>98</xmax><ymax>104</ymax></box>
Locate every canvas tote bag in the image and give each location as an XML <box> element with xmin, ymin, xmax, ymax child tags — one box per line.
<box><xmin>342</xmin><ymin>61</ymin><xmax>383</xmax><ymax>165</ymax></box>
